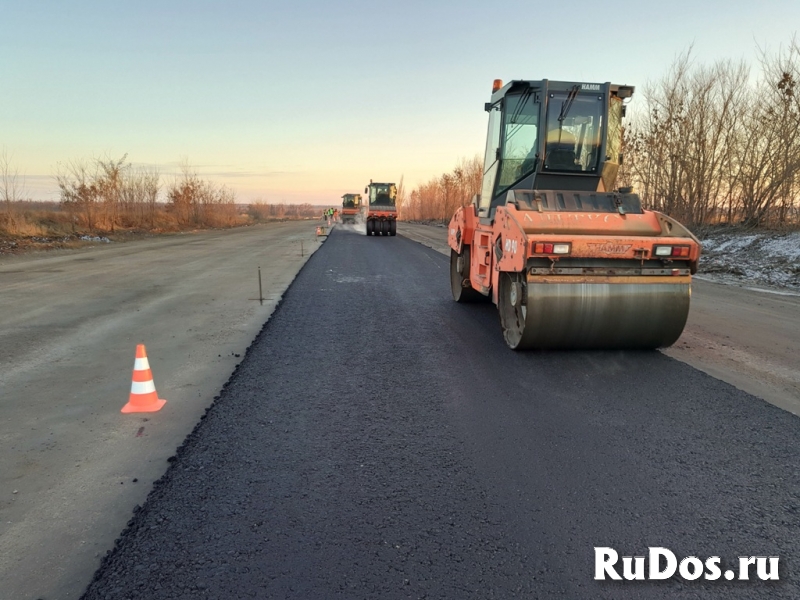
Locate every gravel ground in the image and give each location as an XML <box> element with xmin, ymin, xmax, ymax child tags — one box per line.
<box><xmin>81</xmin><ymin>229</ymin><xmax>800</xmax><ymax>599</ymax></box>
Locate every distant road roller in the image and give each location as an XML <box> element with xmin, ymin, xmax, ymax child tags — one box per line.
<box><xmin>448</xmin><ymin>79</ymin><xmax>701</xmax><ymax>349</ymax></box>
<box><xmin>364</xmin><ymin>180</ymin><xmax>397</xmax><ymax>236</ymax></box>
<box><xmin>341</xmin><ymin>193</ymin><xmax>362</xmax><ymax>224</ymax></box>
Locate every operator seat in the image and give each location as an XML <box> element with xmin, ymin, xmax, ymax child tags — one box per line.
<box><xmin>544</xmin><ymin>127</ymin><xmax>578</xmax><ymax>170</ymax></box>
<box><xmin>545</xmin><ymin>147</ymin><xmax>577</xmax><ymax>170</ymax></box>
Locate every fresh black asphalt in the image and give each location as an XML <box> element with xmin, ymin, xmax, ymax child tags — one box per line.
<box><xmin>81</xmin><ymin>229</ymin><xmax>800</xmax><ymax>599</ymax></box>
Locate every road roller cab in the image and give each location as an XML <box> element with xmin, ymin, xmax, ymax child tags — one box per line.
<box><xmin>448</xmin><ymin>78</ymin><xmax>702</xmax><ymax>349</ymax></box>
<box><xmin>341</xmin><ymin>193</ymin><xmax>362</xmax><ymax>224</ymax></box>
<box><xmin>364</xmin><ymin>181</ymin><xmax>398</xmax><ymax>236</ymax></box>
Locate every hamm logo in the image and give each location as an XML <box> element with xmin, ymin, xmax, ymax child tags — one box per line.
<box><xmin>588</xmin><ymin>242</ymin><xmax>632</xmax><ymax>254</ymax></box>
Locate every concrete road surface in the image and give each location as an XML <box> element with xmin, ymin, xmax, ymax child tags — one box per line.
<box><xmin>0</xmin><ymin>222</ymin><xmax>324</xmax><ymax>600</ymax></box>
<box><xmin>81</xmin><ymin>229</ymin><xmax>800</xmax><ymax>599</ymax></box>
<box><xmin>399</xmin><ymin>222</ymin><xmax>800</xmax><ymax>415</ymax></box>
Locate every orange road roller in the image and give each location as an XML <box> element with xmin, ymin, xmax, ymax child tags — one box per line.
<box><xmin>448</xmin><ymin>79</ymin><xmax>701</xmax><ymax>349</ymax></box>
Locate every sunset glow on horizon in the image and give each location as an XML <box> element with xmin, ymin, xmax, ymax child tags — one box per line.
<box><xmin>3</xmin><ymin>0</ymin><xmax>799</xmax><ymax>205</ymax></box>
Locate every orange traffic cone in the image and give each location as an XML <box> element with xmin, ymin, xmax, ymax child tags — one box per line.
<box><xmin>121</xmin><ymin>344</ymin><xmax>166</xmax><ymax>413</ymax></box>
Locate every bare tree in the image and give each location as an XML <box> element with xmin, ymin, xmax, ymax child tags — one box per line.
<box><xmin>56</xmin><ymin>159</ymin><xmax>100</xmax><ymax>232</ymax></box>
<box><xmin>1</xmin><ymin>148</ymin><xmax>26</xmax><ymax>232</ymax></box>
<box><xmin>402</xmin><ymin>155</ymin><xmax>483</xmax><ymax>221</ymax></box>
<box><xmin>167</xmin><ymin>159</ymin><xmax>201</xmax><ymax>226</ymax></box>
<box><xmin>118</xmin><ymin>165</ymin><xmax>160</xmax><ymax>228</ymax></box>
<box><xmin>626</xmin><ymin>39</ymin><xmax>800</xmax><ymax>227</ymax></box>
<box><xmin>96</xmin><ymin>154</ymin><xmax>129</xmax><ymax>231</ymax></box>
<box><xmin>142</xmin><ymin>167</ymin><xmax>160</xmax><ymax>228</ymax></box>
<box><xmin>395</xmin><ymin>175</ymin><xmax>406</xmax><ymax>213</ymax></box>
<box><xmin>733</xmin><ymin>37</ymin><xmax>800</xmax><ymax>226</ymax></box>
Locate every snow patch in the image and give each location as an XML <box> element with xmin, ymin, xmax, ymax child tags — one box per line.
<box><xmin>698</xmin><ymin>229</ymin><xmax>800</xmax><ymax>291</ymax></box>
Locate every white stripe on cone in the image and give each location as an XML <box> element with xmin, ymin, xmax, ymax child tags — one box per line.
<box><xmin>133</xmin><ymin>357</ymin><xmax>150</xmax><ymax>370</ymax></box>
<box><xmin>130</xmin><ymin>380</ymin><xmax>156</xmax><ymax>395</ymax></box>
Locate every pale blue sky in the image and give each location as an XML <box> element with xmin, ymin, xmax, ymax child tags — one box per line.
<box><xmin>2</xmin><ymin>0</ymin><xmax>798</xmax><ymax>203</ymax></box>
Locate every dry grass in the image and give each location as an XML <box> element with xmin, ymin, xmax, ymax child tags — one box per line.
<box><xmin>1</xmin><ymin>156</ymin><xmax>327</xmax><ymax>256</ymax></box>
<box><xmin>0</xmin><ymin>200</ymin><xmax>327</xmax><ymax>255</ymax></box>
<box><xmin>0</xmin><ymin>203</ymin><xmax>74</xmax><ymax>237</ymax></box>
<box><xmin>0</xmin><ymin>201</ymin><xmax>247</xmax><ymax>250</ymax></box>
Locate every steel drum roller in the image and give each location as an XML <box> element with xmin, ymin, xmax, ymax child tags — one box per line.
<box><xmin>499</xmin><ymin>275</ymin><xmax>691</xmax><ymax>350</ymax></box>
